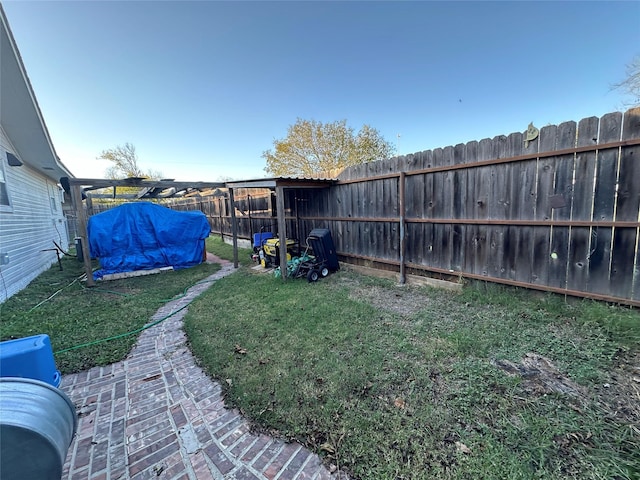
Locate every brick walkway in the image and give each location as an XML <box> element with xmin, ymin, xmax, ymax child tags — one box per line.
<box><xmin>61</xmin><ymin>259</ymin><xmax>344</xmax><ymax>480</ymax></box>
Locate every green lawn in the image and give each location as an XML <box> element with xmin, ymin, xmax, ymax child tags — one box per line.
<box><xmin>186</xmin><ymin>238</ymin><xmax>640</xmax><ymax>479</ymax></box>
<box><xmin>0</xmin><ymin>253</ymin><xmax>220</xmax><ymax>373</ymax></box>
<box><xmin>206</xmin><ymin>235</ymin><xmax>254</xmax><ymax>267</ymax></box>
<box><xmin>1</xmin><ymin>237</ymin><xmax>638</xmax><ymax>479</ymax></box>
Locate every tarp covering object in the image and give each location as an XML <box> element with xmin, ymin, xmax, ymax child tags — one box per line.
<box><xmin>88</xmin><ymin>202</ymin><xmax>210</xmax><ymax>279</ymax></box>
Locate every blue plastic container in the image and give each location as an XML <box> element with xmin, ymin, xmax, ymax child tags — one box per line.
<box><xmin>0</xmin><ymin>335</ymin><xmax>61</xmax><ymax>388</ymax></box>
<box><xmin>253</xmin><ymin>232</ymin><xmax>274</xmax><ymax>249</ymax></box>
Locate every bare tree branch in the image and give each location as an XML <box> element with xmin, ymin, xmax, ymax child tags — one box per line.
<box><xmin>97</xmin><ymin>143</ymin><xmax>163</xmax><ymax>179</ymax></box>
<box><xmin>612</xmin><ymin>55</ymin><xmax>640</xmax><ymax>107</ymax></box>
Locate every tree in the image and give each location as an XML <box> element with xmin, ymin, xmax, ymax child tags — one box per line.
<box><xmin>97</xmin><ymin>143</ymin><xmax>162</xmax><ymax>179</ymax></box>
<box><xmin>613</xmin><ymin>55</ymin><xmax>640</xmax><ymax>107</ymax></box>
<box><xmin>262</xmin><ymin>119</ymin><xmax>395</xmax><ymax>177</ymax></box>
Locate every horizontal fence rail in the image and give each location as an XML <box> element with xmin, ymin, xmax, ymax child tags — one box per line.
<box><xmin>299</xmin><ymin>216</ymin><xmax>640</xmax><ymax>228</ymax></box>
<box><xmin>335</xmin><ymin>138</ymin><xmax>640</xmax><ymax>184</ymax></box>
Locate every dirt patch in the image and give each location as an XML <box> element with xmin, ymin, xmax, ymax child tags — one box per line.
<box><xmin>348</xmin><ymin>285</ymin><xmax>433</xmax><ymax>317</ymax></box>
<box><xmin>493</xmin><ymin>351</ymin><xmax>640</xmax><ymax>431</ymax></box>
<box><xmin>205</xmin><ymin>252</ymin><xmax>231</xmax><ymax>265</ymax></box>
<box><xmin>493</xmin><ymin>353</ymin><xmax>588</xmax><ymax>401</ymax></box>
<box><xmin>596</xmin><ymin>351</ymin><xmax>640</xmax><ymax>430</ymax></box>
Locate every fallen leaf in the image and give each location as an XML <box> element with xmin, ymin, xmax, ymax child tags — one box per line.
<box><xmin>234</xmin><ymin>344</ymin><xmax>247</xmax><ymax>355</ymax></box>
<box><xmin>320</xmin><ymin>442</ymin><xmax>335</xmax><ymax>454</ymax></box>
<box><xmin>455</xmin><ymin>441</ymin><xmax>471</xmax><ymax>454</ymax></box>
<box><xmin>259</xmin><ymin>358</ymin><xmax>270</xmax><ymax>365</ymax></box>
<box><xmin>394</xmin><ymin>397</ymin><xmax>406</xmax><ymax>409</ymax></box>
<box><xmin>225</xmin><ymin>378</ymin><xmax>233</xmax><ymax>386</ymax></box>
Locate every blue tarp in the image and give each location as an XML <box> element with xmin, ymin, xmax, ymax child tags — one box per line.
<box><xmin>88</xmin><ymin>202</ymin><xmax>211</xmax><ymax>279</ymax></box>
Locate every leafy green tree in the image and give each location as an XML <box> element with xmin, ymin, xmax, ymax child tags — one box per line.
<box><xmin>262</xmin><ymin>119</ymin><xmax>395</xmax><ymax>177</ymax></box>
<box><xmin>97</xmin><ymin>143</ymin><xmax>162</xmax><ymax>179</ymax></box>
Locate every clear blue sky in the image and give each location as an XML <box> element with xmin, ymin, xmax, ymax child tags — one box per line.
<box><xmin>3</xmin><ymin>1</ymin><xmax>639</xmax><ymax>181</ymax></box>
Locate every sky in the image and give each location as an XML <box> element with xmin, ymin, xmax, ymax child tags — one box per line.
<box><xmin>2</xmin><ymin>1</ymin><xmax>639</xmax><ymax>182</ymax></box>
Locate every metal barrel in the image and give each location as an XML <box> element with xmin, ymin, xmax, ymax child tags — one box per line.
<box><xmin>0</xmin><ymin>377</ymin><xmax>78</xmax><ymax>480</ymax></box>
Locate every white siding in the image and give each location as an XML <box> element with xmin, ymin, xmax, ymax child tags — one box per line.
<box><xmin>0</xmin><ymin>127</ymin><xmax>70</xmax><ymax>302</ymax></box>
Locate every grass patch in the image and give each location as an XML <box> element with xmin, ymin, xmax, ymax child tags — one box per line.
<box><xmin>0</xmin><ymin>253</ymin><xmax>221</xmax><ymax>374</ymax></box>
<box><xmin>206</xmin><ymin>235</ymin><xmax>254</xmax><ymax>267</ymax></box>
<box><xmin>461</xmin><ymin>281</ymin><xmax>640</xmax><ymax>350</ymax></box>
<box><xmin>184</xmin><ymin>268</ymin><xmax>640</xmax><ymax>479</ymax></box>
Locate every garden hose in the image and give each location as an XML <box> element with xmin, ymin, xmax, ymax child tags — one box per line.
<box><xmin>273</xmin><ymin>254</ymin><xmax>314</xmax><ymax>278</ymax></box>
<box><xmin>53</xmin><ymin>277</ymin><xmax>220</xmax><ymax>355</ymax></box>
<box><xmin>27</xmin><ymin>276</ymin><xmax>82</xmax><ymax>313</ymax></box>
<box><xmin>54</xmin><ymin>302</ymin><xmax>190</xmax><ymax>354</ymax></box>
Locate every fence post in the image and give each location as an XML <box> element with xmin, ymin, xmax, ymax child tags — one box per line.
<box><xmin>71</xmin><ymin>185</ymin><xmax>94</xmax><ymax>287</ymax></box>
<box><xmin>218</xmin><ymin>198</ymin><xmax>224</xmax><ymax>241</ymax></box>
<box><xmin>276</xmin><ymin>186</ymin><xmax>288</xmax><ymax>280</ymax></box>
<box><xmin>399</xmin><ymin>171</ymin><xmax>406</xmax><ymax>284</ymax></box>
<box><xmin>229</xmin><ymin>188</ymin><xmax>238</xmax><ymax>268</ymax></box>
<box><xmin>247</xmin><ymin>194</ymin><xmax>253</xmax><ymax>245</ymax></box>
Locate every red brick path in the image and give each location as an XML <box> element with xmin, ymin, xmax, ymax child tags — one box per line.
<box><xmin>61</xmin><ymin>263</ymin><xmax>345</xmax><ymax>479</ymax></box>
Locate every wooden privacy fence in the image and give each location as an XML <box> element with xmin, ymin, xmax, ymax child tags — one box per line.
<box><xmin>168</xmin><ymin>188</ymin><xmax>278</xmax><ymax>242</ymax></box>
<box><xmin>167</xmin><ymin>109</ymin><xmax>639</xmax><ymax>306</ymax></box>
<box><xmin>293</xmin><ymin>109</ymin><xmax>640</xmax><ymax>306</ymax></box>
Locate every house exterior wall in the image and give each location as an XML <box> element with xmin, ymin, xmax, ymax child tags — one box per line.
<box><xmin>0</xmin><ymin>125</ymin><xmax>69</xmax><ymax>302</ymax></box>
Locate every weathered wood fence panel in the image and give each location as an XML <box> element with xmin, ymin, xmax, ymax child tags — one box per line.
<box><xmin>567</xmin><ymin>116</ymin><xmax>599</xmax><ymax>294</ymax></box>
<box><xmin>166</xmin><ymin>109</ymin><xmax>639</xmax><ymax>306</ymax></box>
<box><xmin>322</xmin><ymin>108</ymin><xmax>640</xmax><ymax>306</ymax></box>
<box><xmin>616</xmin><ymin>111</ymin><xmax>640</xmax><ymax>300</ymax></box>
<box><xmin>589</xmin><ymin>113</ymin><xmax>620</xmax><ymax>297</ymax></box>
